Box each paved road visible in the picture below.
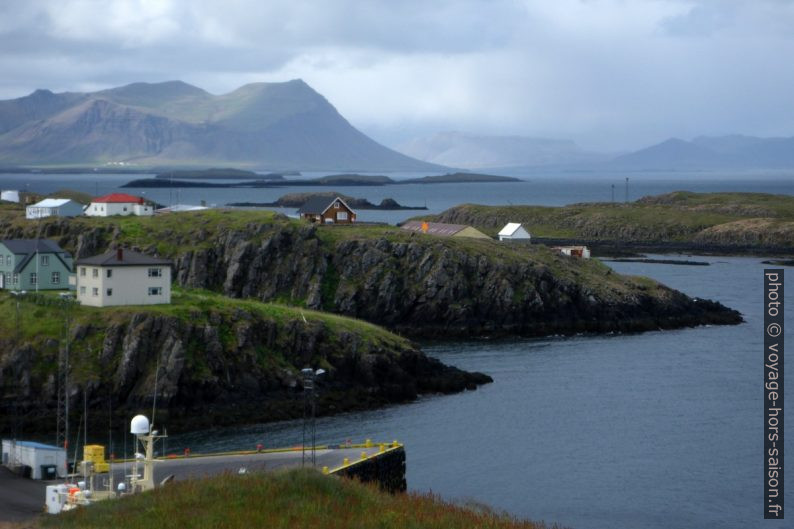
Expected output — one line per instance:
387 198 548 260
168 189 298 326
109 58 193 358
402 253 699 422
0 445 390 523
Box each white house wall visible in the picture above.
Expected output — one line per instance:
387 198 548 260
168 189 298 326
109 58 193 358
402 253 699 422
76 265 171 307
86 202 152 217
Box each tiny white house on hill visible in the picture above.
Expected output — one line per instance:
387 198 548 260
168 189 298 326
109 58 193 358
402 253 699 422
498 223 531 241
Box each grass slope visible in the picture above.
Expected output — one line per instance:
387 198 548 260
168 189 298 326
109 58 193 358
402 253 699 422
38 469 559 529
422 191 794 246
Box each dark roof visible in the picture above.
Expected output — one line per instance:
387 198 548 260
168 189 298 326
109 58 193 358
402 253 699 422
0 239 72 273
1 239 66 254
75 248 171 267
297 196 354 215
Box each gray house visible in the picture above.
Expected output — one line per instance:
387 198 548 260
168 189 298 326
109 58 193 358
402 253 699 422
0 239 74 291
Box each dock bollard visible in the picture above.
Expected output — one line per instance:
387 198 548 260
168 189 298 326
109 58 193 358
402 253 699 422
361 451 367 460
392 440 398 447
322 466 329 474
365 439 372 448
379 444 385 453
257 444 263 453
343 458 349 466
184 448 191 457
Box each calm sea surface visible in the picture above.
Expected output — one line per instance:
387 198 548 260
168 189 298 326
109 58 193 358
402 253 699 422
3 172 792 528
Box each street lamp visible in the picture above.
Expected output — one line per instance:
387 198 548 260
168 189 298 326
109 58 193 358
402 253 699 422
301 367 325 467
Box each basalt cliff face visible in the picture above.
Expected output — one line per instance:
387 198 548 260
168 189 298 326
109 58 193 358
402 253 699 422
0 210 742 338
0 296 490 435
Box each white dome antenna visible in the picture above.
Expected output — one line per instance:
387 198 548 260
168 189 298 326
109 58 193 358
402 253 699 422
130 415 150 435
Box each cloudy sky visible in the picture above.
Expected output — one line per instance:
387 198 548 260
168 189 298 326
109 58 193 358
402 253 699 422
1 0 793 151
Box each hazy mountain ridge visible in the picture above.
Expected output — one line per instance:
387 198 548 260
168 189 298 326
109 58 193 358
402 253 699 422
608 134 794 170
398 131 608 169
0 80 441 171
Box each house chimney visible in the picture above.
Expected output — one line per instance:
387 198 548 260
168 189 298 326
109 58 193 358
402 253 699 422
117 248 123 261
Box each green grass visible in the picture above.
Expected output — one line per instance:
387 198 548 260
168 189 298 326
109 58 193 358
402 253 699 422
416 191 794 243
39 469 559 529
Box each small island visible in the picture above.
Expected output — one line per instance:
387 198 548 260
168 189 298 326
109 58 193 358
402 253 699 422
228 191 427 210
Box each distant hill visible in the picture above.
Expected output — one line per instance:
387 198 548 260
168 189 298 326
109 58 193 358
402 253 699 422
607 134 794 170
0 80 443 171
398 131 607 169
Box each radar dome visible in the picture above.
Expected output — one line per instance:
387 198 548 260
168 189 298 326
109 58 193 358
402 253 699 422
130 415 150 435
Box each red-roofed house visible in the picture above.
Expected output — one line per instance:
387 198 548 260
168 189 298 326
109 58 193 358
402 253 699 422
86 193 153 217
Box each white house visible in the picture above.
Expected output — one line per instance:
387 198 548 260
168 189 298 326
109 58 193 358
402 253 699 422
85 193 153 217
498 223 531 241
75 248 172 307
25 198 85 219
0 190 20 203
2 439 67 479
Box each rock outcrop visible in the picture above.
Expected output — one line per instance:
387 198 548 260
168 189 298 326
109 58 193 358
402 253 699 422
0 298 491 434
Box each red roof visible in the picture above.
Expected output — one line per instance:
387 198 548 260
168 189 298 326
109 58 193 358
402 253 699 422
92 193 144 204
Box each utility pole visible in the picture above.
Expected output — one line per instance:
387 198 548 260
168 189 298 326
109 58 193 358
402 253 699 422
625 177 629 203
55 299 73 451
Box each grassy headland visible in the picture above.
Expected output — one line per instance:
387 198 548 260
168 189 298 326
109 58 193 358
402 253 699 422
38 469 557 529
420 191 794 253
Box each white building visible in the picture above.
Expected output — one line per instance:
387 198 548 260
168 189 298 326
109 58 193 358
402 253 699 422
554 246 591 259
25 198 85 219
498 223 531 241
85 193 153 217
75 248 172 307
2 439 67 479
1 190 20 203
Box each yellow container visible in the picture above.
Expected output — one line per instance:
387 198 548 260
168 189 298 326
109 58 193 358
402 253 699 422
83 444 110 473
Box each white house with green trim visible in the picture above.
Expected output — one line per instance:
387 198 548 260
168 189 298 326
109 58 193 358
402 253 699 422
0 239 74 291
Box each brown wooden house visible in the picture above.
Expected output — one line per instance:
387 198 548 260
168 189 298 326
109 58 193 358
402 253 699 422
297 196 357 224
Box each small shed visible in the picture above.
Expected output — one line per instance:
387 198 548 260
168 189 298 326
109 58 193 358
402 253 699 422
498 223 531 241
25 198 85 219
2 439 66 479
297 196 356 224
400 221 490 239
1 190 20 203
554 246 591 259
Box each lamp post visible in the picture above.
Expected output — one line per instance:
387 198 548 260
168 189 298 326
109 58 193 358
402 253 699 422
301 367 325 467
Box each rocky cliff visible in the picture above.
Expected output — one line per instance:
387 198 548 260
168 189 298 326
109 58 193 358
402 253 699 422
0 291 490 435
0 208 742 339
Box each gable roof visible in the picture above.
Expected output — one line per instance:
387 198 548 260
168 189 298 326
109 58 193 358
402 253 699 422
401 220 467 236
297 196 354 215
28 198 77 208
91 193 144 204
498 223 528 237
75 248 171 267
0 239 72 273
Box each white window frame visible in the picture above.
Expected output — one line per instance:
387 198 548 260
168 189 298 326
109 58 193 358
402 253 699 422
30 272 37 285
148 268 162 278
51 271 60 284
40 255 49 266
92 287 98 297
148 287 162 296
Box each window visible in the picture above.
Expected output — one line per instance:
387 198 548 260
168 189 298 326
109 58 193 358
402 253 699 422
4 273 9 283
40 255 49 266
51 271 60 284
0 255 3 265
12 273 18 284
80 267 86 277
148 287 162 296
92 268 98 278
334 201 340 209
106 288 113 296
148 268 162 278
106 269 113 278
92 287 98 297
123 207 128 212
30 272 37 285
80 286 86 295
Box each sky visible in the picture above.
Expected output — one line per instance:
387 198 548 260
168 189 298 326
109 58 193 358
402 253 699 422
1 0 794 152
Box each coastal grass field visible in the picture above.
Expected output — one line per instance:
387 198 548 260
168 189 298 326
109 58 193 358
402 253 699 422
420 191 794 246
35 469 559 529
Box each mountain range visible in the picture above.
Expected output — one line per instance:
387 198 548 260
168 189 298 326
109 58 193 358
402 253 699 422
400 131 794 172
398 131 607 169
0 80 440 171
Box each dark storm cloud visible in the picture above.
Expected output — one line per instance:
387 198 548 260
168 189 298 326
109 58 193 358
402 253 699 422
0 0 793 150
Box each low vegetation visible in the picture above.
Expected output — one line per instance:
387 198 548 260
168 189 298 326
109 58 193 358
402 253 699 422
38 469 559 529
421 191 794 248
